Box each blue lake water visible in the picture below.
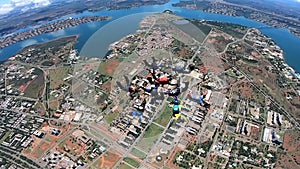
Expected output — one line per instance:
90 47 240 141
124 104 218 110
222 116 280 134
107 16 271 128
0 0 299 72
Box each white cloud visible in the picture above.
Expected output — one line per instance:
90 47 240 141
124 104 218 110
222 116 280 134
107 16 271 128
0 0 51 15
11 0 31 7
0 3 14 15
32 0 51 8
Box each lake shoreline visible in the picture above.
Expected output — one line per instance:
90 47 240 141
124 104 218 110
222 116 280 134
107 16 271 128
0 0 299 72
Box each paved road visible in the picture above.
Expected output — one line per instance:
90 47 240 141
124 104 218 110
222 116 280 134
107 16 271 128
0 94 38 102
113 96 167 169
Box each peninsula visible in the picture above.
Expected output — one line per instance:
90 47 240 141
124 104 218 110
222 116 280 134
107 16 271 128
173 0 300 38
0 16 111 50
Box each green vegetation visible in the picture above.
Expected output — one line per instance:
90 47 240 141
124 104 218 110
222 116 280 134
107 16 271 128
97 62 109 75
154 105 172 127
187 140 213 158
118 163 133 169
124 157 140 168
9 70 31 88
206 21 248 38
130 148 147 159
41 61 54 66
215 156 226 164
24 68 45 98
17 36 77 67
252 92 265 106
163 10 174 14
169 38 195 60
229 99 238 112
190 20 212 35
117 52 138 64
209 35 234 53
225 69 239 79
136 123 164 152
163 167 172 169
49 66 73 89
226 117 238 127
211 162 223 169
45 136 53 143
172 20 209 43
104 111 119 124
173 0 211 11
97 92 110 105
0 131 11 143
143 123 164 138
173 151 202 169
230 140 278 167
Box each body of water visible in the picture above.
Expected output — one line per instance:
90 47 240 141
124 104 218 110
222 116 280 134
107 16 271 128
0 0 299 72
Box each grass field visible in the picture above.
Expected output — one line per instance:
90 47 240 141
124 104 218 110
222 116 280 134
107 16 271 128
195 23 212 36
104 111 119 124
0 131 11 143
172 20 209 43
173 34 194 45
97 59 120 76
130 148 147 159
136 123 164 152
24 68 45 98
206 21 247 39
224 69 239 79
119 163 133 169
117 52 139 64
50 66 73 89
136 136 158 153
49 96 60 112
143 123 164 138
124 157 140 168
90 158 102 169
152 49 170 60
154 105 172 127
163 167 173 169
33 102 46 116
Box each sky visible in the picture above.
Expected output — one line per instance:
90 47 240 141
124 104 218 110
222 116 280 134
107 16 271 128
0 0 51 15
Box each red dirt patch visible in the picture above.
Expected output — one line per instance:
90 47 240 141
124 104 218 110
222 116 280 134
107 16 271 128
283 134 295 152
208 38 216 44
279 129 300 167
165 146 183 169
236 82 252 98
19 80 32 92
28 140 51 159
250 126 260 140
102 81 111 92
105 59 119 76
61 136 87 156
98 150 122 169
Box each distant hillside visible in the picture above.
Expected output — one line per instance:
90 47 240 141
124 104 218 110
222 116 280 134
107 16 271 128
0 0 169 37
224 0 300 20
